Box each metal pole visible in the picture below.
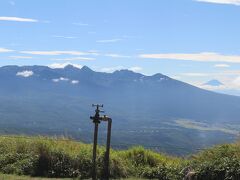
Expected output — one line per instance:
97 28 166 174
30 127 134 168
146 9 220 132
103 118 112 180
92 122 99 180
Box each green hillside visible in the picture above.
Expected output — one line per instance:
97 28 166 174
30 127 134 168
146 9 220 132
0 135 239 179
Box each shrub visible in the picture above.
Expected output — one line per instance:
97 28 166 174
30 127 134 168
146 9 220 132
0 135 239 179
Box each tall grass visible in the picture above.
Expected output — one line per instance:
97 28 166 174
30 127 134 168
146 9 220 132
0 135 239 179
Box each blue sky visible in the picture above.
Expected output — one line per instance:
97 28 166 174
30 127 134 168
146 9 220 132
1 0 240 93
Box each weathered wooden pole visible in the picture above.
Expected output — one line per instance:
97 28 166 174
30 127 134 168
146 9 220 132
90 104 103 180
92 122 99 180
103 116 112 180
90 105 112 180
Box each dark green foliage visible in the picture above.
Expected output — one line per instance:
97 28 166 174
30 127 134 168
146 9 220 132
0 135 239 179
191 144 240 180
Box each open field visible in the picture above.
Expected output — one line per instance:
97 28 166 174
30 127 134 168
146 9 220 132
175 119 240 135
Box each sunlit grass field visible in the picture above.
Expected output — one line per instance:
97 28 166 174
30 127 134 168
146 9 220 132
0 135 239 179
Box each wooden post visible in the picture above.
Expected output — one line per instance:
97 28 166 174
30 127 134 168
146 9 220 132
103 118 112 180
90 104 103 180
90 105 112 180
92 122 99 180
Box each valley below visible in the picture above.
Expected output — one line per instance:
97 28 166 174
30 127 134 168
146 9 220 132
0 65 239 155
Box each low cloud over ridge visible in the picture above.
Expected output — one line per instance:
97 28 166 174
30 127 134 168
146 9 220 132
16 70 34 77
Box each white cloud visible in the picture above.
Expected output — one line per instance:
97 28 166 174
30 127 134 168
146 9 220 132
139 52 240 63
9 56 33 59
171 76 182 80
231 76 240 88
52 79 60 82
100 66 142 73
0 48 14 53
214 64 230 68
52 77 69 83
104 53 131 58
218 70 240 76
100 66 124 73
226 77 240 89
52 78 79 84
200 84 226 90
48 62 82 69
196 0 240 5
87 50 100 55
96 38 122 43
51 57 95 61
0 16 38 22
71 80 79 84
20 50 95 56
128 66 143 72
16 70 34 77
52 35 78 39
59 77 69 81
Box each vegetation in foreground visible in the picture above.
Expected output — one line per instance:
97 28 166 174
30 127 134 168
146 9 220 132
0 173 73 180
0 136 239 180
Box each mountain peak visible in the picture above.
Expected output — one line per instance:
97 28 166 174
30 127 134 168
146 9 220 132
151 73 167 78
64 64 75 69
114 69 134 73
80 65 93 72
204 79 223 86
64 64 82 70
113 69 143 79
148 73 170 81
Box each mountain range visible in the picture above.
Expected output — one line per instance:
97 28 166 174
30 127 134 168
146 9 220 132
0 65 239 155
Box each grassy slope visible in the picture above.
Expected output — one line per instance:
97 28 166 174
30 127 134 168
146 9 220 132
0 135 239 180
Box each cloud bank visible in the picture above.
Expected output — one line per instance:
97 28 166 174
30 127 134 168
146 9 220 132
0 16 38 22
214 64 230 68
0 48 13 53
9 56 33 59
139 52 240 63
196 0 240 5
